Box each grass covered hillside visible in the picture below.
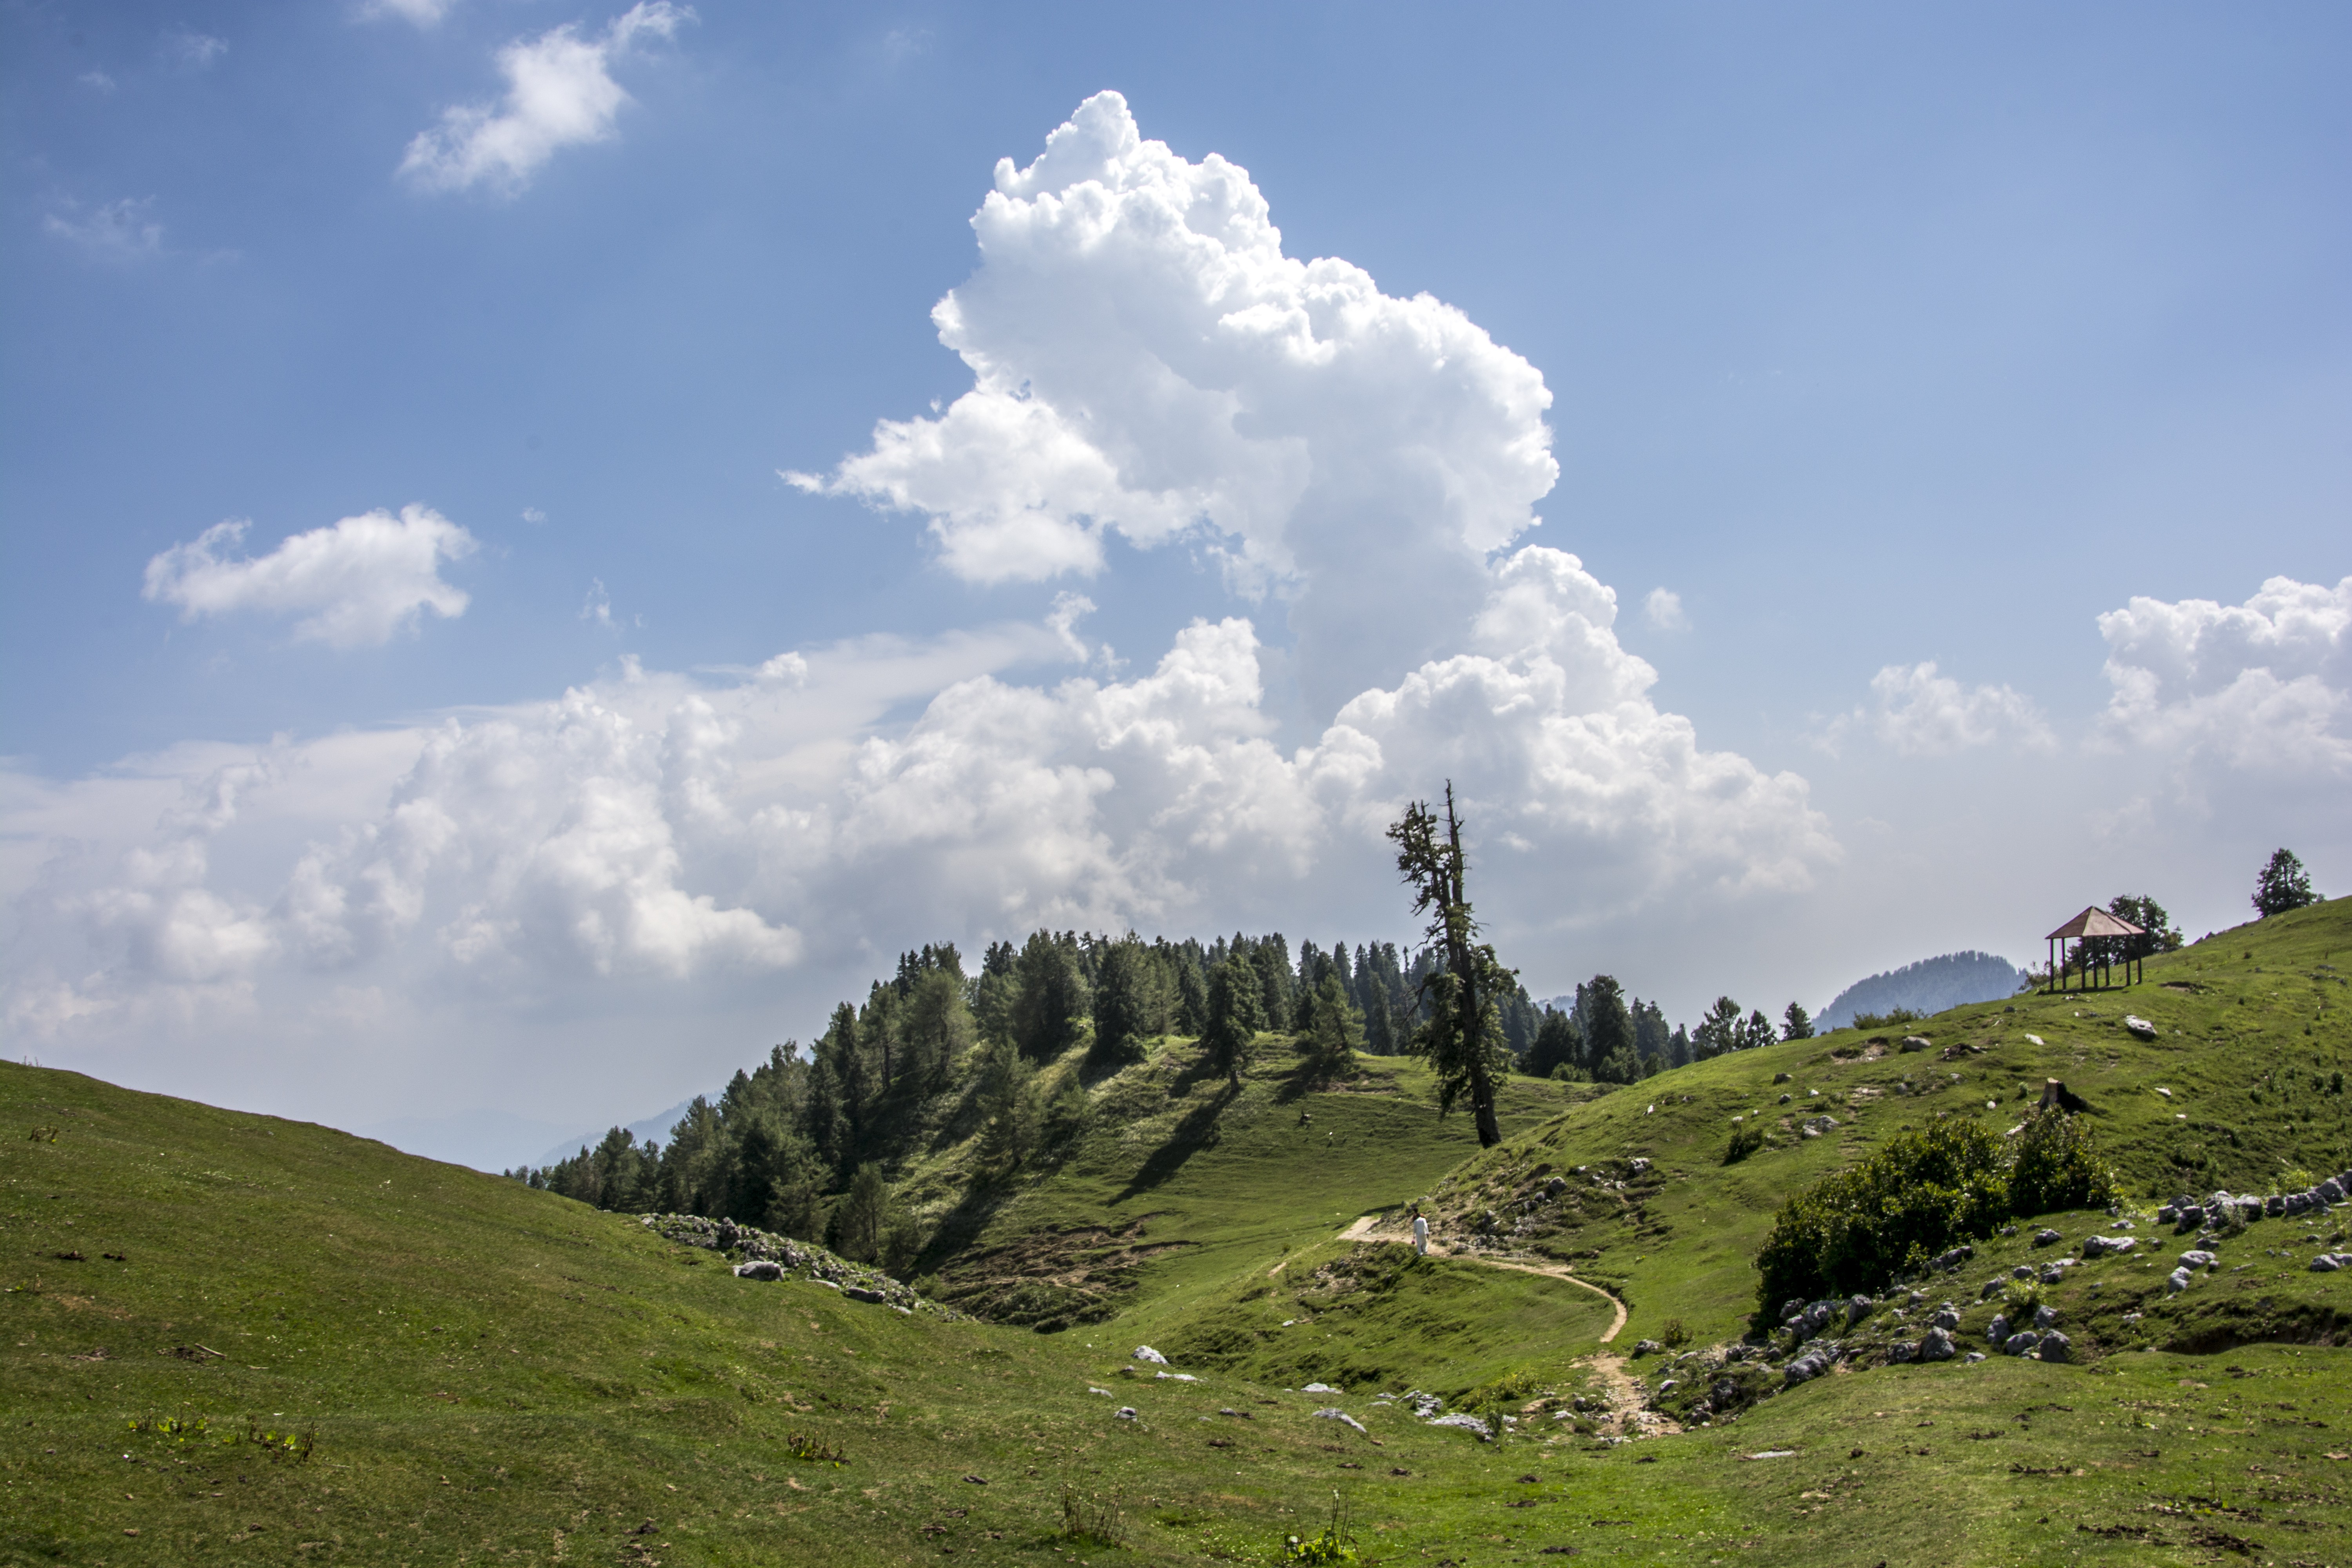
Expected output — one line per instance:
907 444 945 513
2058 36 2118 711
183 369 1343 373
6 900 2350 1565
1393 898 2352 1352
897 1045 1580 1331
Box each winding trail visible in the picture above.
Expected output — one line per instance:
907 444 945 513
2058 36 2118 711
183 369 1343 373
1336 1211 1673 1438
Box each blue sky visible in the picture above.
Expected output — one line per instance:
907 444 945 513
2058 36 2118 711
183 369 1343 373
5 2 2347 1168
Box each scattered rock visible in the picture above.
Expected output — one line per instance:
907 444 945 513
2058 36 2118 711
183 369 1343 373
2032 1228 2063 1248
732 1260 783 1281
2004 1331 2042 1358
1965 1351 1987 1363
1899 1036 1932 1053
1980 1278 2007 1301
1087 1386 1112 1396
1406 1392 1445 1419
2033 1304 2059 1331
1427 1412 1492 1439
2166 1267 2193 1294
1301 1382 1338 1393
1632 1339 1664 1357
1986 1314 2011 1348
1920 1328 1956 1362
843 1285 887 1305
2036 1331 2072 1363
2310 1254 2349 1273
1156 1371 1198 1382
1773 1072 1792 1084
1113 1408 1138 1421
1131 1346 1169 1365
2122 1016 2157 1041
1314 1408 1367 1434
1930 1307 1960 1332
1847 1294 1874 1327
1785 1347 1835 1383
2080 1235 2136 1258
2178 1249 2219 1270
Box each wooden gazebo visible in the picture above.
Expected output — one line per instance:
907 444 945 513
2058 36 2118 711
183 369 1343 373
2043 906 2145 994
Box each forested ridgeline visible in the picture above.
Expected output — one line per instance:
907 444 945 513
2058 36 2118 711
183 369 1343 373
505 927 1757 1269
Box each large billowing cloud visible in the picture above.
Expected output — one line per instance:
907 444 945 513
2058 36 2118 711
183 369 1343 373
399 3 690 196
2095 575 2352 779
7 93 1850 1134
790 90 1559 713
142 505 476 648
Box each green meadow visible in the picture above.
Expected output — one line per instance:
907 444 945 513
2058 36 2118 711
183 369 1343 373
7 899 2351 1565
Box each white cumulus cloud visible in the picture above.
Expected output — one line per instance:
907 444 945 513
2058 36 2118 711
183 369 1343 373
399 2 691 196
1833 661 2053 757
790 89 1560 715
142 504 477 648
2095 575 2352 777
1642 587 1687 631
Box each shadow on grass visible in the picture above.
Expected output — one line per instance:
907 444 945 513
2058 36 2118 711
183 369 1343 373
1109 1079 1242 1206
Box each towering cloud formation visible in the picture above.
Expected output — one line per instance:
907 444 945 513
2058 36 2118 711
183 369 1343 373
792 91 1559 713
6 94 1837 1125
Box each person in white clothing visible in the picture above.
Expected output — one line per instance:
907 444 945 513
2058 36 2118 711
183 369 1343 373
1411 1208 1429 1256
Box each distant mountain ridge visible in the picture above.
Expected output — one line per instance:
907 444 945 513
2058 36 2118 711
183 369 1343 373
534 1096 702 1170
1817 950 2026 1029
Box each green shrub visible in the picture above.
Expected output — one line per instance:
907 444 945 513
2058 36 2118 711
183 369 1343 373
1753 1119 2008 1316
1723 1123 1766 1165
1752 1111 2120 1320
1850 1008 1921 1031
2006 1110 2120 1217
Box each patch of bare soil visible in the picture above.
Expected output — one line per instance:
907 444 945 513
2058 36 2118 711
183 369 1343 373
934 1218 1194 1332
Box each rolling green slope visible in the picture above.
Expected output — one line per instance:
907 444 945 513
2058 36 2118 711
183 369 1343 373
1394 898 2352 1350
6 899 2349 1565
902 1046 1579 1330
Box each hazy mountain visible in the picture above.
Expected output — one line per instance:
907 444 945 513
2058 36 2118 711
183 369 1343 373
533 1096 703 1171
1817 951 2027 1029
355 1109 575 1174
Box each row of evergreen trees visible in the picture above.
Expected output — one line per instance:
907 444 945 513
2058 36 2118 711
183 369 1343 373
507 926 1808 1270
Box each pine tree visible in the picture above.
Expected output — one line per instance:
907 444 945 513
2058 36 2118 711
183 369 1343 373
1781 1002 1815 1042
1298 969 1362 1083
1203 958 1264 1084
1388 783 1515 1145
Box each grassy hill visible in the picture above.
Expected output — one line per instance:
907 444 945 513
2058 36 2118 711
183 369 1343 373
6 899 2350 1565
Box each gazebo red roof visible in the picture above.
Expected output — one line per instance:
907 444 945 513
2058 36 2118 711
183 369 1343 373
2046 906 2144 942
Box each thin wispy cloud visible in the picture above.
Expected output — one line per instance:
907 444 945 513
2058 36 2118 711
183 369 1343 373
365 0 462 27
44 197 162 261
163 28 228 72
79 70 117 93
1643 587 1688 631
399 3 692 196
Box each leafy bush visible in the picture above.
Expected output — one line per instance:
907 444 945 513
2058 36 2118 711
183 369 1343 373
2006 1111 2120 1218
1753 1112 2119 1320
1723 1123 1766 1165
1849 1008 1921 1031
1753 1120 2009 1316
